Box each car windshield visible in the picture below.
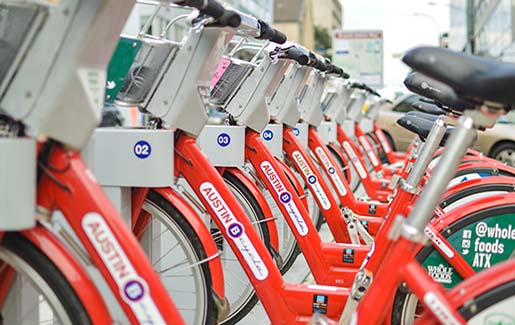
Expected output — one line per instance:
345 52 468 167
498 111 515 124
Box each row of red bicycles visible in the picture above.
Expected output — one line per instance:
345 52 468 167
0 0 513 324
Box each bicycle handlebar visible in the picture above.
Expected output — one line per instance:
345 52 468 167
217 9 242 27
257 20 287 44
285 47 310 65
173 0 224 18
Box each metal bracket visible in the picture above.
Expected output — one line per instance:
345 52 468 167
399 179 421 195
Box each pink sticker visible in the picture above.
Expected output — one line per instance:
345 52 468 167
210 57 232 88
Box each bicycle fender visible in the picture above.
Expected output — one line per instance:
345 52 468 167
20 226 112 325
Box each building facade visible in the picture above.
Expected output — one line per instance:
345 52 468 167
223 0 274 24
274 0 315 49
312 0 343 33
450 0 515 62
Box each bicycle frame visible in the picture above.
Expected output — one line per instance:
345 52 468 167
336 125 393 202
174 131 352 322
306 126 389 217
34 143 183 324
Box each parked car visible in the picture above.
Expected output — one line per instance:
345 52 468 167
377 94 515 166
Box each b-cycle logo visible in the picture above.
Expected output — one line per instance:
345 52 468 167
293 127 300 136
262 130 274 141
260 161 308 236
375 130 391 153
359 135 379 167
200 183 269 280
315 146 347 197
342 141 368 179
82 213 165 323
292 151 331 210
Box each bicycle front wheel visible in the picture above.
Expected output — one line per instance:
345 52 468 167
141 190 217 325
0 232 90 324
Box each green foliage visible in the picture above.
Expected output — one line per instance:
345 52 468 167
315 25 332 59
315 25 332 49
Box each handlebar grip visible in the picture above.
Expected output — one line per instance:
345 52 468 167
272 29 287 44
286 47 310 65
200 0 225 19
218 9 242 27
328 65 350 79
312 57 330 72
258 20 287 44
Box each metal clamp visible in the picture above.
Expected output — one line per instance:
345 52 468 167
399 179 421 195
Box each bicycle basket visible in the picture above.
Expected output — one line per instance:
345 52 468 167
210 57 254 107
0 3 45 98
116 37 180 108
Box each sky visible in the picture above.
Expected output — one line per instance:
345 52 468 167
342 0 450 95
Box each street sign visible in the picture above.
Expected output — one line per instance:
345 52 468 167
332 30 384 88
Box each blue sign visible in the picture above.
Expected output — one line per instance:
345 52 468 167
217 133 231 147
293 128 300 136
134 141 151 159
262 130 274 141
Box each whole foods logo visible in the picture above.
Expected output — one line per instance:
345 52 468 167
427 264 453 284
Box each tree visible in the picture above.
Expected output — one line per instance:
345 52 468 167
314 25 332 59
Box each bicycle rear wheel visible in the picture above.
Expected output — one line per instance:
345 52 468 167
391 205 515 324
0 232 90 324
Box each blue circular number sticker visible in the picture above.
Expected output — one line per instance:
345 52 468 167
134 141 151 159
293 128 300 136
262 130 274 141
217 133 231 147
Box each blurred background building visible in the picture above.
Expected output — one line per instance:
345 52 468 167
450 0 515 61
273 0 315 50
274 0 343 56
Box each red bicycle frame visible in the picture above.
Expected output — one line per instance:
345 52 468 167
173 131 351 322
30 143 183 323
337 125 393 202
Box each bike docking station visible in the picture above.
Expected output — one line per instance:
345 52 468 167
86 8 239 320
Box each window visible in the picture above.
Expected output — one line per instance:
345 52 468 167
392 95 419 113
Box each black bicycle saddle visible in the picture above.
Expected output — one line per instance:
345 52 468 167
403 46 515 107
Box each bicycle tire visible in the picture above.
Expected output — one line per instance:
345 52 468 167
0 232 91 324
391 205 515 324
144 190 217 325
459 280 515 323
220 171 271 324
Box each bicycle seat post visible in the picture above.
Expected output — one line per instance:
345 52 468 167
400 117 447 193
404 111 486 234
